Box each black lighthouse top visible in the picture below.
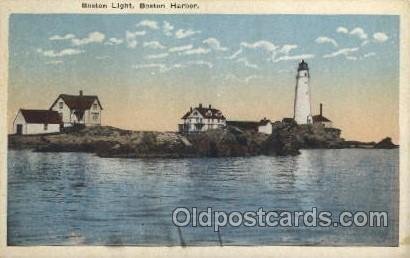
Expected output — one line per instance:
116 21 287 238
298 59 309 71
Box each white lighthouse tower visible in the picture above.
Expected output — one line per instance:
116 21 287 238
293 60 313 124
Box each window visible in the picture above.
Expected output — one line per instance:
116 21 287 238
93 103 98 110
59 102 63 109
44 124 48 130
92 113 99 121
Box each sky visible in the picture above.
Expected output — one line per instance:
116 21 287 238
8 14 399 142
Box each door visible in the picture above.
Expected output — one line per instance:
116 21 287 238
16 124 22 135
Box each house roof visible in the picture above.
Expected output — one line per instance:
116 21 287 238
227 118 271 130
182 106 226 120
50 94 103 111
259 118 271 126
20 109 62 124
313 114 331 122
226 121 259 130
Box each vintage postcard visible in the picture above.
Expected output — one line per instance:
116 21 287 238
1 0 409 257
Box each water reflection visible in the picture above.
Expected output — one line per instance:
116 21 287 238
8 149 398 246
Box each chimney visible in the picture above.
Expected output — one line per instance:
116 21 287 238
79 90 83 96
209 104 212 109
190 107 193 112
320 103 323 116
199 103 202 108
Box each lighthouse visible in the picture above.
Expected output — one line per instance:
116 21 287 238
293 60 313 124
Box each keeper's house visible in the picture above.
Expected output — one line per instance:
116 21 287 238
49 90 103 127
179 104 226 133
13 109 62 135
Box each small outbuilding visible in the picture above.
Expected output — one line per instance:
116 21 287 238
227 118 273 135
13 109 62 135
312 103 333 128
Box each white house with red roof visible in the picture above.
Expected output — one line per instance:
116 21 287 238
49 90 103 127
312 103 333 128
179 104 226 133
13 109 62 135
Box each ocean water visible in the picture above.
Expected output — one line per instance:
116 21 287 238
7 149 399 246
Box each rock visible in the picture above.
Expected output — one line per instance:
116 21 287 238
8 125 302 158
12 123 396 158
374 137 398 149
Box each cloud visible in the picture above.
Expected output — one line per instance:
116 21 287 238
337 26 369 41
163 21 174 36
145 53 169 59
236 57 258 69
361 40 369 46
273 54 315 63
279 44 298 54
136 20 159 30
221 73 260 84
226 41 299 63
336 26 349 34
349 27 368 40
37 48 84 57
104 37 124 46
240 40 282 61
49 34 75 41
203 38 228 51
315 36 338 47
72 31 105 46
169 44 193 52
224 49 243 60
346 56 358 61
186 60 213 69
133 60 213 74
96 56 110 60
323 47 359 58
175 29 201 39
143 41 166 49
45 60 63 65
363 52 376 58
240 40 277 52
373 32 389 42
181 47 210 56
134 30 147 36
125 31 144 48
244 75 259 83
171 64 186 69
134 63 166 71
133 63 185 73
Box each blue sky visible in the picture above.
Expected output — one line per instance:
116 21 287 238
8 14 399 141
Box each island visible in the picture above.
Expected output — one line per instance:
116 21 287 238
8 119 398 159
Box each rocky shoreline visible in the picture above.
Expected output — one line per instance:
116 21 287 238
8 121 398 158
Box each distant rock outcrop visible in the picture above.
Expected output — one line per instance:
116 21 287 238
374 137 399 149
272 119 344 149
